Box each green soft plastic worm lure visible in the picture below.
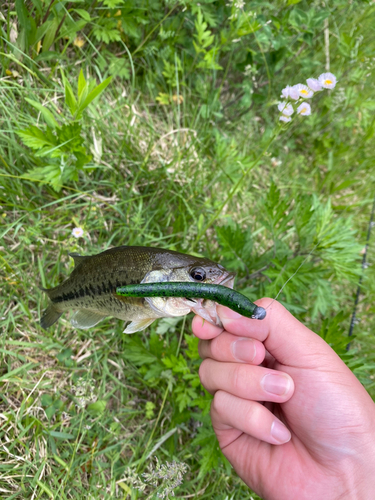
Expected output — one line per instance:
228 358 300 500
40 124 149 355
116 282 266 320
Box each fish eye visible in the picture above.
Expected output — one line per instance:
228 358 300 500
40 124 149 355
190 267 206 282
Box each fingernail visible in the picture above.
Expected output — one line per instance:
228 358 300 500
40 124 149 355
231 338 256 363
261 373 291 396
271 420 291 444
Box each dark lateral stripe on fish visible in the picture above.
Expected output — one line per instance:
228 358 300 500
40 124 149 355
51 286 107 304
50 278 140 304
51 290 89 304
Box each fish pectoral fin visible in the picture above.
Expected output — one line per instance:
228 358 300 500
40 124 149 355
70 309 107 329
123 318 156 334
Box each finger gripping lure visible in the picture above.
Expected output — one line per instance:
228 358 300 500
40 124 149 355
116 282 266 320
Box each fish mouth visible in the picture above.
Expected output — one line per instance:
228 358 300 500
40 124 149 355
189 271 235 327
218 272 236 288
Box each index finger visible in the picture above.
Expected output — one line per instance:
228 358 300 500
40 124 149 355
191 314 225 339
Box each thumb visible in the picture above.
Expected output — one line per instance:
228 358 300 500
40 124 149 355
217 298 332 368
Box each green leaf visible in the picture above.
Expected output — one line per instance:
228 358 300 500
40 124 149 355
59 19 87 41
103 0 125 7
106 55 130 79
25 98 59 129
61 71 77 116
124 342 159 365
74 9 91 22
56 347 74 366
77 76 112 117
362 100 375 110
47 431 75 440
41 394 64 420
87 400 107 415
25 165 63 191
216 219 252 273
15 0 36 49
77 69 87 101
42 17 60 52
35 20 54 46
17 126 56 149
155 317 182 335
191 418 226 477
41 394 53 406
15 0 30 31
156 92 170 105
92 25 122 44
35 479 54 498
53 454 69 469
30 0 43 16
57 122 84 152
0 362 35 382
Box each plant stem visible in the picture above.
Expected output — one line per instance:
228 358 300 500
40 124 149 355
132 4 179 56
136 386 170 472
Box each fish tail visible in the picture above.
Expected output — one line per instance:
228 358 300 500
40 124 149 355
40 303 63 329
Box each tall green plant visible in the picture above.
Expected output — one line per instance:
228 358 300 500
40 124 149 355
17 69 111 191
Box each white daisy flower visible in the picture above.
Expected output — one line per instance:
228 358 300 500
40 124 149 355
291 83 314 99
279 115 291 123
278 101 294 116
280 85 293 99
287 85 300 100
297 102 311 116
306 78 322 92
72 227 84 238
318 72 337 89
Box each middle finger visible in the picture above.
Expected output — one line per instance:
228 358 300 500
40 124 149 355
199 358 294 403
199 332 266 365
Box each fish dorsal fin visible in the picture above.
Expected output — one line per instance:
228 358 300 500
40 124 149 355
70 309 107 329
69 253 87 267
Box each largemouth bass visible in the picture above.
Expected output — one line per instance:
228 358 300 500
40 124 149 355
40 246 235 333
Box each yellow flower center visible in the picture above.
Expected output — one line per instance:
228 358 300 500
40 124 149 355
302 107 307 113
325 79 332 85
301 89 308 95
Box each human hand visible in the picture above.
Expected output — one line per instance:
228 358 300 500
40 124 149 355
192 299 375 500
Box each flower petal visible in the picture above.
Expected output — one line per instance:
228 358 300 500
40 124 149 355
306 78 322 92
292 83 314 99
297 102 311 116
318 72 337 89
279 115 291 122
278 101 294 116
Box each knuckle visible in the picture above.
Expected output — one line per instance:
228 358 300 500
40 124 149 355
198 360 208 386
243 401 257 422
197 340 206 359
209 337 221 359
211 390 227 415
230 363 249 393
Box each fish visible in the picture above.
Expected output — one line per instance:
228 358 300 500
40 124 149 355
40 246 235 333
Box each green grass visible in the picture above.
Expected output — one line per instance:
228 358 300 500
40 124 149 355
1 0 375 498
